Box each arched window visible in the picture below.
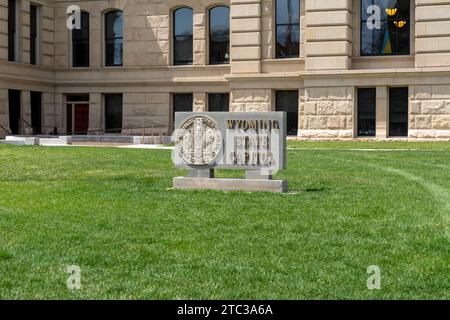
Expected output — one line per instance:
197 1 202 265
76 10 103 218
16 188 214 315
173 7 193 65
72 11 89 67
275 0 300 58
105 10 123 66
209 6 230 64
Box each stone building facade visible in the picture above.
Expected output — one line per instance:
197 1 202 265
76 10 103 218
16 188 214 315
1 0 450 139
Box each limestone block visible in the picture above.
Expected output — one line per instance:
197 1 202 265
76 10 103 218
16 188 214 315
421 101 445 114
304 102 316 115
414 115 432 129
307 116 327 129
316 101 334 114
306 87 329 101
432 116 450 129
327 116 346 130
253 90 270 102
412 86 432 100
410 101 421 115
334 101 353 114
231 32 261 46
231 17 261 32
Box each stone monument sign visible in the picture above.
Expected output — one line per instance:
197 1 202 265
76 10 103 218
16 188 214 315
172 112 287 193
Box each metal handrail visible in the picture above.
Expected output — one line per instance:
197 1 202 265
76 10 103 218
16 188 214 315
66 126 170 137
0 125 11 136
19 119 35 135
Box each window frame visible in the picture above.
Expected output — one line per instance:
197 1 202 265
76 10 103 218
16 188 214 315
275 90 299 136
172 93 193 131
275 0 301 59
388 87 409 137
172 7 194 66
30 3 39 65
208 5 230 65
104 93 123 134
356 0 414 57
71 11 90 68
8 0 19 62
356 87 377 137
207 93 230 112
104 9 124 67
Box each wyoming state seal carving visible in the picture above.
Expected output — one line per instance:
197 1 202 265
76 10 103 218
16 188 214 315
176 116 223 166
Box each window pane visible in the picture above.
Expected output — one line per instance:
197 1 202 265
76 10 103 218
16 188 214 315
360 0 410 56
208 94 229 112
357 88 376 137
105 10 123 66
174 8 193 65
276 0 300 24
31 91 42 134
174 36 192 65
67 94 89 102
105 94 123 134
105 39 123 66
30 5 38 65
389 87 408 137
209 6 230 64
8 89 21 135
72 12 90 67
276 91 299 136
173 94 193 127
8 0 16 62
276 24 300 58
276 0 300 59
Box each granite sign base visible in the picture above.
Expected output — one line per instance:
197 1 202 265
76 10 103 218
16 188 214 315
173 177 288 194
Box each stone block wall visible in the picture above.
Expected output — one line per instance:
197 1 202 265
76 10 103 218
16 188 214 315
410 85 450 138
88 93 101 134
19 0 30 64
40 2 55 67
0 88 9 136
300 86 353 138
230 0 261 73
416 0 450 68
193 92 207 112
122 92 170 135
54 0 224 68
43 92 58 134
0 0 54 65
0 0 7 61
230 89 271 112
305 0 352 70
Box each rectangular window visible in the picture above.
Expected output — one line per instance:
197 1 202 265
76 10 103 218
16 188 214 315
30 4 38 65
389 87 408 137
208 93 229 112
30 91 42 134
173 93 193 128
361 0 410 56
276 0 300 59
72 12 90 67
8 0 17 62
8 89 21 134
104 94 123 134
66 104 72 135
357 88 376 137
276 90 298 136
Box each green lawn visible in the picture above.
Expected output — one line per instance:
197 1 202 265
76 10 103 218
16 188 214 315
0 142 449 299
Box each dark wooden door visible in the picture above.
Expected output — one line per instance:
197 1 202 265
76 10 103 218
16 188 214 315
74 104 89 135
